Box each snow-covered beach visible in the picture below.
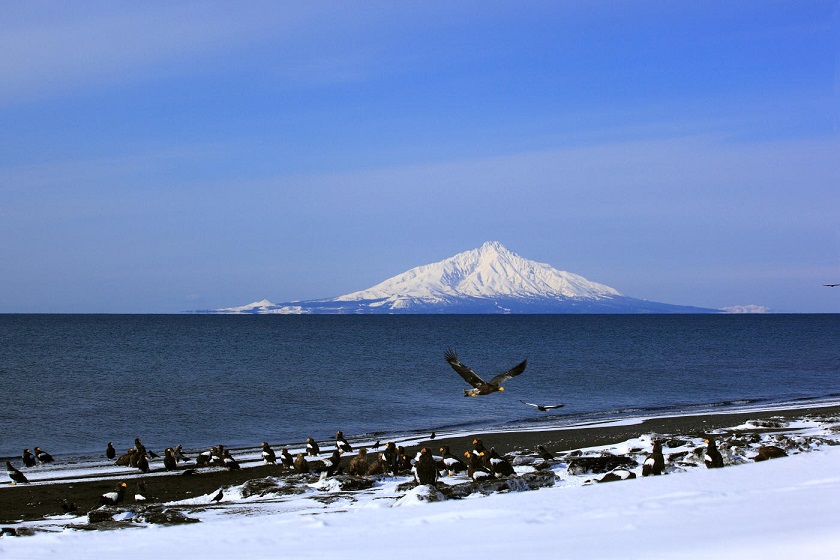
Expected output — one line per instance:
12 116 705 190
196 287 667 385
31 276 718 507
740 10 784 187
3 405 840 559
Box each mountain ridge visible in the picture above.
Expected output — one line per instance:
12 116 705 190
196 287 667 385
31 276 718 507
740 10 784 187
197 242 720 314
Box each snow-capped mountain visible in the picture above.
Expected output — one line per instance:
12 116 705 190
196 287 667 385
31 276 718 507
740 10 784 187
201 242 719 314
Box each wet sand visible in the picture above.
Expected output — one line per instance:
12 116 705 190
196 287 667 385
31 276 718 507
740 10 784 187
3 404 839 524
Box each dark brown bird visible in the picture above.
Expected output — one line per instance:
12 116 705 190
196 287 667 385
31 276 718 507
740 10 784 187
537 446 555 461
367 453 389 475
99 482 127 506
106 442 116 460
412 448 438 486
472 438 488 459
22 449 36 467
294 453 310 473
222 449 240 470
347 448 369 476
6 461 29 485
439 445 467 475
464 451 492 481
642 441 665 476
164 448 177 471
753 445 788 461
115 448 133 467
323 450 343 476
487 447 515 477
445 348 527 397
137 453 150 473
34 447 54 464
280 448 295 469
336 431 353 453
704 437 724 468
306 438 320 457
261 442 276 465
382 442 398 474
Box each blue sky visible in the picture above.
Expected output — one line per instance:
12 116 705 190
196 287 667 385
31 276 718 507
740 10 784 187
2 1 838 313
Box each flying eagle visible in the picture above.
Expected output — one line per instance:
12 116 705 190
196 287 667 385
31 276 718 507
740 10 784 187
520 401 565 411
823 284 839 287
444 348 527 397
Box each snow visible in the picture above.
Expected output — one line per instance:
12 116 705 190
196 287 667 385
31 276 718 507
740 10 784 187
4 415 840 559
337 241 622 302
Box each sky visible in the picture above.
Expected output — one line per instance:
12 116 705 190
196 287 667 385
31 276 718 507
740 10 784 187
1 1 838 313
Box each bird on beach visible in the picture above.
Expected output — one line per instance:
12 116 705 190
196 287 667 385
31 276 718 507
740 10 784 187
222 449 240 470
306 438 320 457
115 448 133 467
34 447 54 464
211 488 224 502
280 448 295 469
164 448 177 471
261 442 277 465
537 446 555 461
464 451 493 481
22 449 37 467
412 448 438 486
172 445 189 462
642 440 665 476
704 437 724 469
439 445 467 476
294 453 310 473
472 438 488 456
137 453 150 474
336 431 353 453
444 348 527 397
99 482 127 506
521 401 565 412
323 449 343 477
347 448 369 476
487 447 515 477
6 461 29 485
106 442 116 460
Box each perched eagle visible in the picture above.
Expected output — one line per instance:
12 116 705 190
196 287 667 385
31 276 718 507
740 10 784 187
444 348 526 397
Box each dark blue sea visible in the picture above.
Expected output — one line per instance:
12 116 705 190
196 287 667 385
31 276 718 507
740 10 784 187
1 314 838 460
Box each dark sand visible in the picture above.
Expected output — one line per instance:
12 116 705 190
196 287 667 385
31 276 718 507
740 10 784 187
3 404 839 524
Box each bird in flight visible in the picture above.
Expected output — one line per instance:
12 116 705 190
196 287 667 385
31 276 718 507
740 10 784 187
823 284 839 287
520 401 565 411
444 348 527 397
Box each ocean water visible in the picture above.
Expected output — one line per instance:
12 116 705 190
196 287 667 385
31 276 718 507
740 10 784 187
1 314 838 460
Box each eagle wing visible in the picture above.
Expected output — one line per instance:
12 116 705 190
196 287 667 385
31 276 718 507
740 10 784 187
444 348 487 388
488 358 527 387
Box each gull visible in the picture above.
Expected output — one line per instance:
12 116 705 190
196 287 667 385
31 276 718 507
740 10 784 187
444 348 527 397
521 401 565 411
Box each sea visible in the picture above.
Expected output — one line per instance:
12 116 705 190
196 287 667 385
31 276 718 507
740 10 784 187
1 314 838 462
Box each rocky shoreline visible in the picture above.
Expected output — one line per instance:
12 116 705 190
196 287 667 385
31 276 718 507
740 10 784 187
3 404 839 531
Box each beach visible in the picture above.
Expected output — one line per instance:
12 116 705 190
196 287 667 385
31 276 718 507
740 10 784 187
3 403 839 527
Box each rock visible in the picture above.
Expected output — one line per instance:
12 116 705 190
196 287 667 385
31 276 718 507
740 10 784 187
239 477 297 498
141 508 200 525
440 470 556 499
329 475 375 491
567 455 637 475
598 469 637 483
88 507 121 524
392 485 447 506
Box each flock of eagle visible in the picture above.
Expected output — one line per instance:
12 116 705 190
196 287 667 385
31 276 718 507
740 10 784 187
5 349 566 498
